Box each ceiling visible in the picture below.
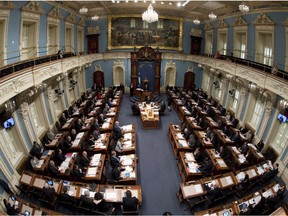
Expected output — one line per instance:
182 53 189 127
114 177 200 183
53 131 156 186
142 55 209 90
58 1 288 22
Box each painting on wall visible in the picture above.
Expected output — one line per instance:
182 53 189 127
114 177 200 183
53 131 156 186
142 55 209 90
108 15 183 51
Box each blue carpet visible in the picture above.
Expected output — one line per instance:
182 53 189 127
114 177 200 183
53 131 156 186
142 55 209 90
118 94 189 215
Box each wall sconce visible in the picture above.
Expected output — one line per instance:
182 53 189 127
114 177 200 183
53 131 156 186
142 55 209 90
248 82 257 90
210 68 216 72
198 64 202 68
225 74 234 79
279 99 288 108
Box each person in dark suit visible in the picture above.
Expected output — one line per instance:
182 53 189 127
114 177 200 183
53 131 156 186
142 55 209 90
80 190 93 209
3 199 20 215
232 131 241 145
206 183 222 202
70 129 77 141
72 164 84 180
30 141 43 159
199 159 213 173
93 128 100 140
129 83 134 97
48 160 60 177
237 174 250 190
58 186 76 204
98 114 105 126
60 136 72 153
113 121 123 141
182 128 191 140
110 151 121 168
92 83 97 91
188 134 197 149
59 113 67 126
74 119 83 133
93 192 110 212
43 183 57 202
111 166 122 181
79 151 90 167
239 142 249 155
53 148 66 166
256 139 264 151
122 190 138 212
81 141 94 155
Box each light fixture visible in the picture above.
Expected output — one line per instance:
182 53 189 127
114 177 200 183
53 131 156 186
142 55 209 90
248 82 257 90
177 2 182 7
208 12 217 20
280 99 288 108
193 19 200 25
79 6 88 14
152 0 155 3
91 15 99 21
142 4 158 23
210 68 216 72
198 64 202 68
239 2 249 13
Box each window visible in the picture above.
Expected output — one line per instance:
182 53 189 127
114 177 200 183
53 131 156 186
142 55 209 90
21 21 38 60
143 21 148 29
273 123 288 150
232 89 240 111
48 23 59 55
240 34 247 59
29 101 45 136
263 35 273 65
250 98 265 129
218 32 227 55
217 82 223 99
205 32 213 54
77 28 84 54
157 20 163 29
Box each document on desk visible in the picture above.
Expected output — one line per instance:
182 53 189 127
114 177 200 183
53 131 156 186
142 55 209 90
122 124 133 131
232 146 240 154
105 191 117 200
87 167 97 176
123 141 133 147
72 139 80 147
90 154 101 166
216 159 227 168
238 154 246 163
220 176 233 187
185 153 195 162
262 189 273 198
176 133 184 140
237 172 245 181
102 122 110 128
122 158 133 166
246 169 257 178
124 133 132 139
36 159 45 168
178 139 188 147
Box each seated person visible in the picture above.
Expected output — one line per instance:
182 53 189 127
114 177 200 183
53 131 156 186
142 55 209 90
48 160 60 177
53 149 66 166
199 158 213 173
239 142 249 155
113 121 123 141
93 128 100 140
107 98 113 107
30 156 40 169
194 148 204 163
237 174 250 190
98 114 105 126
73 164 85 180
115 136 124 154
188 134 197 149
30 141 44 159
80 190 93 209
3 198 20 215
74 119 83 133
225 112 231 121
43 183 57 202
59 136 73 153
122 190 138 212
243 130 253 142
70 128 77 141
232 131 241 145
182 128 191 140
206 183 222 202
46 127 56 142
256 139 264 152
103 103 110 117
79 151 90 168
93 192 110 212
81 141 94 155
59 113 67 126
110 151 121 168
58 186 76 204
205 127 213 139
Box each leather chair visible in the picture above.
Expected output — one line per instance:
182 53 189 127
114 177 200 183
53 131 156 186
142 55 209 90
121 204 139 215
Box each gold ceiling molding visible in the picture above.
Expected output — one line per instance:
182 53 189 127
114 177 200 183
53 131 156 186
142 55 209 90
217 19 228 29
204 22 213 31
47 7 62 20
190 28 202 37
282 17 288 27
254 13 274 26
233 16 247 26
66 13 76 24
78 18 85 27
21 1 43 14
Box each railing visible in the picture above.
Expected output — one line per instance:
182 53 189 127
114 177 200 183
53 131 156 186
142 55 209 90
200 53 288 81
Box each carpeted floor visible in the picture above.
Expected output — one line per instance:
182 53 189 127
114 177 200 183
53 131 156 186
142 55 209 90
118 94 189 215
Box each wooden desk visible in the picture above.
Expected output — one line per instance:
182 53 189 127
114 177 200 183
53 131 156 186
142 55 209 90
195 204 236 216
180 181 205 200
88 107 101 117
84 154 105 181
226 146 249 169
178 106 192 122
138 102 160 129
185 116 202 130
119 132 136 155
218 173 236 189
71 107 84 117
106 107 118 118
45 133 66 149
32 177 62 194
96 185 142 204
20 173 35 186
214 129 234 145
172 98 183 113
141 91 153 101
118 154 137 185
178 152 202 182
61 117 78 131
194 131 214 149
80 117 95 132
246 144 265 163
168 125 191 158
205 149 229 172
100 117 115 132
205 116 220 129
33 150 54 173
93 132 110 153
58 152 78 177
234 166 258 184
71 132 88 151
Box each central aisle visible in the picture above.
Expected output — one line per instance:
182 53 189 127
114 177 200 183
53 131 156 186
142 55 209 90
118 94 189 215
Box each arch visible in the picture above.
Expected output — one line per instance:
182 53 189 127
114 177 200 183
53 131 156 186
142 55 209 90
113 60 125 86
164 61 176 87
184 66 195 90
93 65 104 88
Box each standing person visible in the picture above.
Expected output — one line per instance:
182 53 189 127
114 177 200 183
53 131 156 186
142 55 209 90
130 83 134 97
122 190 138 212
167 95 172 112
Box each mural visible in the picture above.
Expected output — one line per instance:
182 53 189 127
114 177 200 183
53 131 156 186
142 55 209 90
108 15 182 51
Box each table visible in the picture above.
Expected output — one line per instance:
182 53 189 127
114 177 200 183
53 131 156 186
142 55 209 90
226 146 249 169
100 117 115 132
71 132 88 151
45 133 66 149
93 132 110 153
96 185 142 204
194 131 214 149
60 117 78 131
80 117 95 132
185 116 202 130
214 129 234 145
205 149 229 173
179 181 205 200
118 154 137 185
178 152 202 182
84 154 105 181
33 150 54 173
178 106 192 122
138 102 160 129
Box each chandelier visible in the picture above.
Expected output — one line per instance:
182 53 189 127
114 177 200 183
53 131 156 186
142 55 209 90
79 6 88 14
239 2 249 13
142 4 158 23
91 15 99 21
208 12 217 20
193 19 200 25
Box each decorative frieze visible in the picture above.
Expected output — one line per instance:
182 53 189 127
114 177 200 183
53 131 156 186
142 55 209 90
66 13 76 24
235 67 265 87
217 19 228 29
48 7 62 20
21 1 43 14
265 77 288 100
254 13 274 26
233 16 247 27
190 28 202 37
204 22 213 31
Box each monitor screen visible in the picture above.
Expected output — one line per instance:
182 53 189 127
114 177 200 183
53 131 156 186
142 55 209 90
11 196 15 201
3 117 15 129
24 210 30 216
47 180 53 186
277 114 287 123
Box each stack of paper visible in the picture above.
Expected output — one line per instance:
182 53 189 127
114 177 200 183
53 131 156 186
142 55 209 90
123 124 133 131
237 172 245 181
178 139 188 147
185 153 195 162
238 154 246 163
90 154 101 166
124 133 132 139
87 167 97 176
176 133 184 139
102 122 110 128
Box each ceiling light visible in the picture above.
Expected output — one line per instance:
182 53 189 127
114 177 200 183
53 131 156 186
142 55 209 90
177 2 182 7
152 0 155 3
111 0 115 3
193 19 200 25
161 1 164 4
142 4 158 23
91 15 99 21
79 6 88 14
134 0 138 2
182 0 190 7
117 0 120 3
239 2 249 13
209 12 217 20
126 0 129 2
169 2 172 5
